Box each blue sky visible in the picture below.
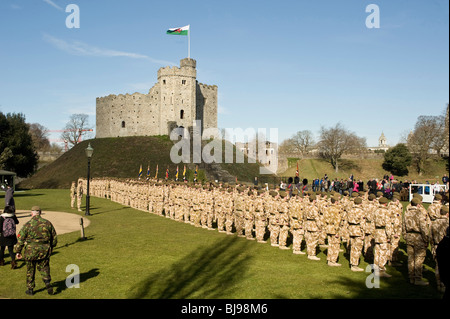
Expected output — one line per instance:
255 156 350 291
0 0 448 147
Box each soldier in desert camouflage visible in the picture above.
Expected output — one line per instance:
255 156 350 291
402 197 431 285
304 194 321 261
76 179 83 212
254 189 268 243
373 197 393 278
347 197 365 271
387 195 403 266
323 196 342 266
277 191 290 250
70 181 76 209
289 189 305 255
430 205 449 292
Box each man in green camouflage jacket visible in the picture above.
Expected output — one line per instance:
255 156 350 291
14 206 57 296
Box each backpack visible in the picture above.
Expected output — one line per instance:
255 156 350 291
2 218 16 237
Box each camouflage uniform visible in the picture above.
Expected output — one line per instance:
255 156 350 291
70 182 76 209
268 192 281 247
76 180 83 212
234 189 246 237
205 189 215 230
430 205 448 291
225 189 234 234
304 195 321 260
347 198 366 271
373 198 393 277
387 197 403 265
215 189 226 232
254 191 268 243
323 197 342 265
244 191 255 240
14 208 57 294
402 198 431 285
277 192 290 250
289 193 305 254
363 195 377 262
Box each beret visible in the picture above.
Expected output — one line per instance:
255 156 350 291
411 198 420 206
379 197 388 204
354 198 363 205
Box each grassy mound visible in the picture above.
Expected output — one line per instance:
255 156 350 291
19 136 274 189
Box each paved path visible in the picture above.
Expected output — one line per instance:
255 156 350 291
14 210 90 235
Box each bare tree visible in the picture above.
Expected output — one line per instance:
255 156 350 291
61 114 93 147
278 138 297 154
28 123 50 151
317 123 367 173
290 130 315 157
408 115 445 174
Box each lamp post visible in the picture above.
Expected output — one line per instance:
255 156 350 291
85 143 94 216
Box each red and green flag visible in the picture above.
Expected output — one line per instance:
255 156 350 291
166 25 189 36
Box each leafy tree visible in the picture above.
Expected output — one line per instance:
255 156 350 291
382 143 412 176
0 112 38 177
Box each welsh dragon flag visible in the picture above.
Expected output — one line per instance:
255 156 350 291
166 25 189 36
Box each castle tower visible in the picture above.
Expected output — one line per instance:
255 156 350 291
95 58 217 138
157 58 197 135
379 132 387 148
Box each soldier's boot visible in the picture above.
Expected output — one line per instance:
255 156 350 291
378 270 392 278
25 289 34 296
328 261 342 267
308 255 320 261
0 259 4 266
414 278 429 286
293 250 305 255
44 280 54 295
351 265 364 272
279 245 290 250
11 260 16 269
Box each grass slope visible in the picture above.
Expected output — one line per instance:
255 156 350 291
280 157 448 183
19 136 273 189
0 189 443 299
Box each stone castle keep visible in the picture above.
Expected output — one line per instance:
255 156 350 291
96 58 217 138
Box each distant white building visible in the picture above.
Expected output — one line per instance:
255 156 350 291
368 132 390 152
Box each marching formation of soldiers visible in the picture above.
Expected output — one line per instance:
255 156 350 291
72 177 449 289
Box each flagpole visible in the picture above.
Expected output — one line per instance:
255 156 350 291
188 25 190 59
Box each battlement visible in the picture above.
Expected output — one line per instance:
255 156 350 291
197 82 218 90
180 58 196 68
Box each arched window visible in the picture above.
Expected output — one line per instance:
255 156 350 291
121 121 125 128
180 109 184 119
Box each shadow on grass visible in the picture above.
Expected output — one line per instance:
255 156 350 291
40 268 101 295
128 236 253 299
55 235 95 251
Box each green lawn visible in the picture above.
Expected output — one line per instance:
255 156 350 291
0 189 443 299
